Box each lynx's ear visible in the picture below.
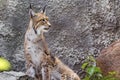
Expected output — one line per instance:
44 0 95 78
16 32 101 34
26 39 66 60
29 4 35 18
41 5 47 14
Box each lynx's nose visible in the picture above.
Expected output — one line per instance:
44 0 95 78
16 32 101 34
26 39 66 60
47 22 51 28
49 25 51 28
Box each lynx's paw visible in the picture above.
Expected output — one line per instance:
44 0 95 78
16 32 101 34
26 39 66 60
26 66 35 78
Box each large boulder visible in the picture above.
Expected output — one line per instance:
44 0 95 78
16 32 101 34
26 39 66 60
96 40 120 78
0 0 120 77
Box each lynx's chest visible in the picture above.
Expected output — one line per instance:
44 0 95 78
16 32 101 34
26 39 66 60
24 30 44 66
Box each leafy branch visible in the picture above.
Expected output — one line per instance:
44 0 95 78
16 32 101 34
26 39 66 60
81 56 119 80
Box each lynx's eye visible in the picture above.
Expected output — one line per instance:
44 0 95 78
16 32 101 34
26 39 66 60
41 19 45 21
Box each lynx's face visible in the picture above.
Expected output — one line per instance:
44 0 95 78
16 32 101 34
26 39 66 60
29 6 51 35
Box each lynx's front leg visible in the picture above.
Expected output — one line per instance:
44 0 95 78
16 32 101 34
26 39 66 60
26 66 35 78
41 63 51 80
26 63 36 78
24 52 35 77
34 66 42 80
35 73 42 80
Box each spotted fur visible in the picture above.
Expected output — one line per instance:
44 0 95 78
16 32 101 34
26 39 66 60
49 56 81 80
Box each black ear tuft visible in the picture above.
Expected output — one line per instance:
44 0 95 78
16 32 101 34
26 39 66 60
42 5 47 14
29 3 32 9
29 4 35 18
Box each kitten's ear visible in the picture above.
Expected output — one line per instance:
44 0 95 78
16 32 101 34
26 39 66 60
29 4 35 18
41 5 47 14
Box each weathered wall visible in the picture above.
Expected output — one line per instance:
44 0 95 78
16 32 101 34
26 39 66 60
0 0 120 76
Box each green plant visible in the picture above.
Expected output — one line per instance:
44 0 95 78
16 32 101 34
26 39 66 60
81 56 119 80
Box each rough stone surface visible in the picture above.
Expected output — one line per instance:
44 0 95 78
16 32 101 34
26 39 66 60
0 71 25 80
96 40 120 78
0 0 120 77
0 71 34 80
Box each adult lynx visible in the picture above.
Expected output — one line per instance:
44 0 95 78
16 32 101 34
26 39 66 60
24 5 51 80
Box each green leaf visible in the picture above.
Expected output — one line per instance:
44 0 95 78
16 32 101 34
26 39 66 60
89 56 96 63
108 71 117 75
96 73 103 78
86 66 95 76
81 62 89 69
94 67 101 73
82 76 90 80
86 66 101 77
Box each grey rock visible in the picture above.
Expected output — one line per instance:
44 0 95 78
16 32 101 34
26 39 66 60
0 0 120 77
0 71 34 80
0 71 25 80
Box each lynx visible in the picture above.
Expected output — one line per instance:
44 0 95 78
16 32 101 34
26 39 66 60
24 4 51 80
24 4 81 80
